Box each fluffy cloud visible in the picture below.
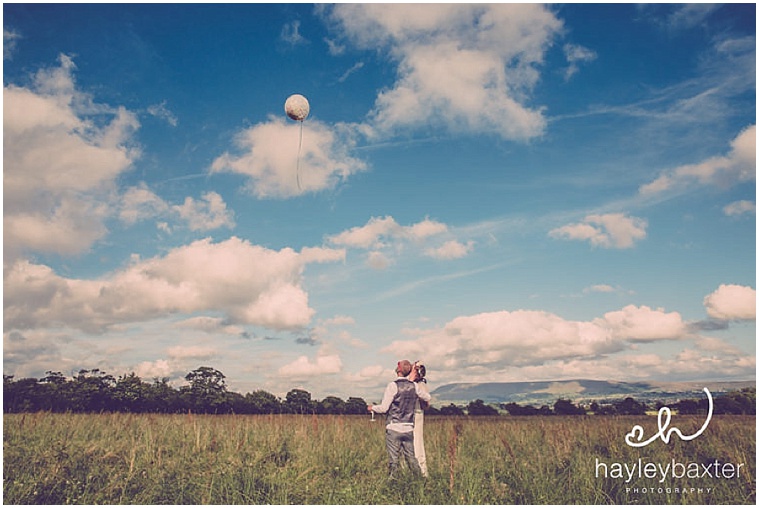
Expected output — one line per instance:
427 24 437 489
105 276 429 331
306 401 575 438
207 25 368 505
172 191 235 231
4 237 345 334
146 101 178 127
166 345 217 360
327 216 448 249
723 200 755 217
595 305 686 342
119 183 170 224
120 184 235 232
4 28 21 60
4 54 140 258
325 4 561 140
563 43 597 80
585 284 616 293
640 125 756 195
384 304 688 372
549 213 648 249
210 117 367 198
424 240 474 260
666 4 721 30
328 216 405 249
174 316 246 336
326 216 476 267
703 284 756 321
278 351 343 378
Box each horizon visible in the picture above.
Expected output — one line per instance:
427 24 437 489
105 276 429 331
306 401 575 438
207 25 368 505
3 4 755 402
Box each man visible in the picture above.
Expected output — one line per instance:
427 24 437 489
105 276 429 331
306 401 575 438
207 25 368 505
368 360 432 477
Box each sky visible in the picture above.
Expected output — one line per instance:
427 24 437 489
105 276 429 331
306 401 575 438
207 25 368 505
3 3 756 401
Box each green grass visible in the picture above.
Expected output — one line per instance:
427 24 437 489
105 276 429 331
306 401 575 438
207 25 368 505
3 413 755 504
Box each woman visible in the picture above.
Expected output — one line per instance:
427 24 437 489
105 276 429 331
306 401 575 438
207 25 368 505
410 361 430 477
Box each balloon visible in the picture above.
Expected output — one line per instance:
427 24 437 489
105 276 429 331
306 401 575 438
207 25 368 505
284 94 310 122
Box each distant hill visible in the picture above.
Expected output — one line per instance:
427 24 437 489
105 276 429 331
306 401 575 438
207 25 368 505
430 379 755 406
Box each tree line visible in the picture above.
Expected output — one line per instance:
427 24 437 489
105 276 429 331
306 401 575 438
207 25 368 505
3 366 754 416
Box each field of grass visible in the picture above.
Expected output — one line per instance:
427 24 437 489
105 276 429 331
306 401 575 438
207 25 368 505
3 412 755 504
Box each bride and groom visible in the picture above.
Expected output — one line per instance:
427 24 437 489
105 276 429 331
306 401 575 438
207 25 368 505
368 359 430 477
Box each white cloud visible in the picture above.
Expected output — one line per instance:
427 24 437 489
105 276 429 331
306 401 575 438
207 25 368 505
563 43 597 80
174 316 246 336
328 216 403 249
640 125 756 195
278 351 343 378
327 215 450 249
594 305 686 342
327 215 472 266
585 284 616 293
4 237 345 334
549 213 648 249
404 218 449 240
424 240 474 260
120 185 236 232
337 61 365 83
385 309 621 370
4 54 140 258
666 4 720 30
119 183 170 224
384 304 689 372
172 191 235 231
326 4 561 141
132 359 174 381
166 345 217 360
280 20 307 47
147 100 178 127
367 251 391 270
210 117 367 198
4 28 21 60
723 200 755 217
703 284 756 321
321 315 355 327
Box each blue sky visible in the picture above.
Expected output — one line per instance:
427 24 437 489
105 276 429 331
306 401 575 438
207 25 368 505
4 3 755 400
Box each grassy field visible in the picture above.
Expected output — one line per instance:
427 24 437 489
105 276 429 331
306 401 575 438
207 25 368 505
3 412 755 504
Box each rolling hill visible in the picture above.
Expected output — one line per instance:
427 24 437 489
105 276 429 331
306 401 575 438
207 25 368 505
429 379 755 406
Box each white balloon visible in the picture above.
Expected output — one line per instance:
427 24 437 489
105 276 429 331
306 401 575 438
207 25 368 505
284 94 310 122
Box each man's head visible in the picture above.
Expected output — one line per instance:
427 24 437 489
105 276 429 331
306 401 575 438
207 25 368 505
396 360 413 377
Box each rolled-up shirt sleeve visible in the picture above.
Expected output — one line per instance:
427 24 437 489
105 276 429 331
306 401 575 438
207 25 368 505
415 382 431 402
371 381 398 414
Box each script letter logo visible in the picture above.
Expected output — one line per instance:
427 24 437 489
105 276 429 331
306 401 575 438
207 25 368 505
625 387 713 448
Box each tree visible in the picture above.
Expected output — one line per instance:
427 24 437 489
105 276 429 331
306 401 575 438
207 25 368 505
183 367 228 413
614 397 646 415
245 390 281 414
674 398 702 415
503 402 540 416
4 376 41 412
439 403 465 416
553 398 585 415
38 371 70 412
344 397 368 415
285 388 313 414
147 377 181 413
589 401 616 415
714 388 755 415
69 369 116 412
112 373 151 412
467 399 499 416
318 396 345 414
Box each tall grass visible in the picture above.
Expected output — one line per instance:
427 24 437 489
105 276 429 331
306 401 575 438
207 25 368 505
3 413 755 504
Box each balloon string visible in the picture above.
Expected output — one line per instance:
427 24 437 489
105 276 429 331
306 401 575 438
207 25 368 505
296 121 303 190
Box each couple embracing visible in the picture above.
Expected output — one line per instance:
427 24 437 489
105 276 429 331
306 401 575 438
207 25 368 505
368 359 431 477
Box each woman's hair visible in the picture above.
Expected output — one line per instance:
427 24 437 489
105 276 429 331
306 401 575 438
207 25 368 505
413 362 426 382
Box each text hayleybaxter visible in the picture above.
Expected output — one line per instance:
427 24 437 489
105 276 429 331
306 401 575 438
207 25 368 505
595 458 744 484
